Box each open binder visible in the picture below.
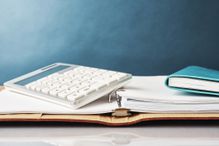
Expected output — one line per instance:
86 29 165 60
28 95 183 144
1 76 219 126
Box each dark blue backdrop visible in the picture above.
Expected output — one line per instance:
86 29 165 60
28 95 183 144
1 0 219 84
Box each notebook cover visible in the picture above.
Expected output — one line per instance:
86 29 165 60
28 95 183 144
165 66 219 96
1 86 219 126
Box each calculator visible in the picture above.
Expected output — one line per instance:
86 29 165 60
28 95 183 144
4 63 132 109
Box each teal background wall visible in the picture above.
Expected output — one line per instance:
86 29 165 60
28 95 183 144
1 0 219 84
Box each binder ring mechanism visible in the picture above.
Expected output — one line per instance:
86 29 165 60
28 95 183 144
108 88 124 107
108 88 131 117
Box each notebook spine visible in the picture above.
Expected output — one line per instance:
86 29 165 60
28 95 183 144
108 89 131 117
112 108 131 117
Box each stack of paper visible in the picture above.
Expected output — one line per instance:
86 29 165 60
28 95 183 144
118 76 219 113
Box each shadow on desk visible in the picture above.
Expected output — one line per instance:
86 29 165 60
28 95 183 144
0 120 219 127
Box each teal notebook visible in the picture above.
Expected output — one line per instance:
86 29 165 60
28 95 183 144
165 66 219 96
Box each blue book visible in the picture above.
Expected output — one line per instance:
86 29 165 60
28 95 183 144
165 66 219 96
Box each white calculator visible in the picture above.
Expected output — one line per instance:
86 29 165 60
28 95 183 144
4 63 132 109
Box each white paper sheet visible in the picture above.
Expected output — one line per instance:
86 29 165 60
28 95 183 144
0 89 117 114
118 76 219 113
2 76 219 114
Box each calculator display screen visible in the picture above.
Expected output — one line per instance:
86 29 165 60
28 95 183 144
15 65 70 86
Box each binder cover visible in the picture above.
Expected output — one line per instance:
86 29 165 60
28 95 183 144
1 86 219 126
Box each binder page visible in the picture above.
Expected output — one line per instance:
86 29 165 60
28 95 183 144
118 76 219 113
0 89 117 114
